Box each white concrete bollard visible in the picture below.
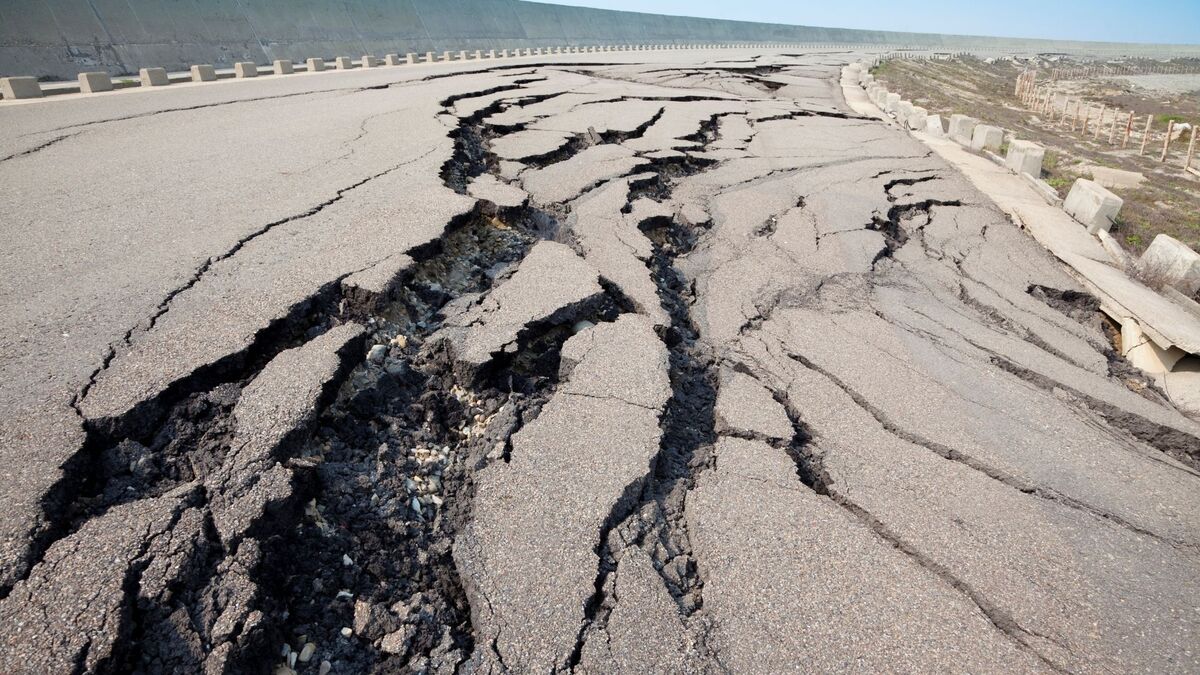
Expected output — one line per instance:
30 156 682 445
487 50 496 58
1004 140 1045 177
443 51 455 61
385 53 402 66
458 50 469 60
884 92 901 113
970 124 1004 152
500 49 509 58
948 114 979 145
273 59 293 75
925 114 946 137
306 58 326 72
78 71 113 93
406 53 418 64
0 76 42 99
1138 234 1200 295
191 64 217 81
907 106 928 131
234 62 258 78
1063 178 1123 234
139 67 169 87
426 52 437 63
472 50 482 60
896 100 914 118
362 55 381 68
335 56 353 69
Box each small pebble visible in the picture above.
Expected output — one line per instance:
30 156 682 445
299 642 317 663
319 661 333 675
367 344 387 364
341 626 353 638
342 554 353 567
572 320 596 334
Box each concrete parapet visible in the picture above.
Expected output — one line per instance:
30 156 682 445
1064 178 1123 233
970 124 1004 152
1004 140 1045 176
78 71 113 93
273 59 293 75
906 106 927 131
191 64 216 81
335 56 352 69
306 58 325 72
1138 234 1200 295
1 76 42 99
234 61 258 78
139 67 169 87
925 114 946 136
385 53 401 66
362 55 381 67
948 114 979 145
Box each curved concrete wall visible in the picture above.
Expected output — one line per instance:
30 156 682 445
1 0 1197 80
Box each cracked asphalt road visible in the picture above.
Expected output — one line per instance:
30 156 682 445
1 49 1198 673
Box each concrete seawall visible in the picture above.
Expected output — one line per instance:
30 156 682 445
2 0 1198 80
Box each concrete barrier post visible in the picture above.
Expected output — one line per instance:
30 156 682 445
139 67 169 87
426 52 437 63
0 76 42 99
406 53 417 64
306 58 325 72
1064 179 1123 233
948 114 979 145
385 53 401 66
191 64 217 81
78 71 113 93
273 59 293 75
234 62 258 78
487 49 496 58
362 55 381 68
444 51 456 61
457 50 468 60
335 56 352 69
970 124 1004 152
1005 140 1045 176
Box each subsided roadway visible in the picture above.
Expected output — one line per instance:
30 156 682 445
0 47 1198 674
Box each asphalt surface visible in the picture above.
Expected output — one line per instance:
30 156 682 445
1 49 1198 673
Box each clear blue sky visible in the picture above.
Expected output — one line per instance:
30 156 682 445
550 0 1200 45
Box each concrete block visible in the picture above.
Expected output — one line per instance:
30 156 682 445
906 106 927 131
1138 234 1200 295
884 92 901 113
385 53 401 66
473 50 483 59
0 76 42 99
191 64 217 81
1063 179 1123 234
425 52 436 63
443 51 455 61
925 114 946 137
1004 140 1045 177
78 71 113 93
970 124 1004 152
361 56 380 68
139 67 169 87
948 114 979 145
306 58 325 72
406 53 417 65
335 57 352 69
500 49 509 58
486 50 495 58
896 100 914 118
234 62 258 78
273 59 293 75
458 50 468 60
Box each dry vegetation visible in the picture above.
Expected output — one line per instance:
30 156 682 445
871 57 1200 256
